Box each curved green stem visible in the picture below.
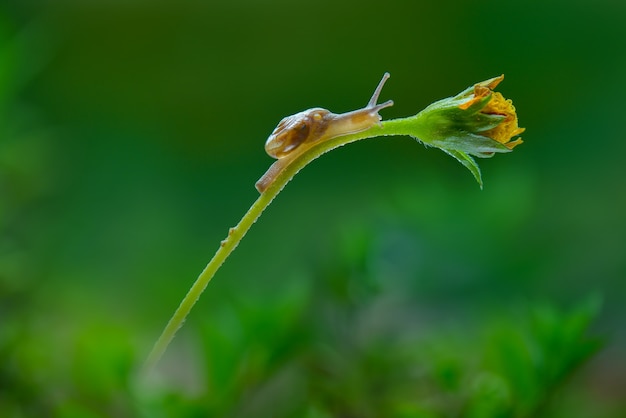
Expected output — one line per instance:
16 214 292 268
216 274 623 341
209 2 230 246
144 189 276 371
145 117 420 370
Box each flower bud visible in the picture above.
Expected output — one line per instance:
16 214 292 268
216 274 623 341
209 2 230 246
407 75 525 187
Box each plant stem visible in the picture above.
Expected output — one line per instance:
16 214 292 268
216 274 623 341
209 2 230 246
145 117 419 370
144 191 275 371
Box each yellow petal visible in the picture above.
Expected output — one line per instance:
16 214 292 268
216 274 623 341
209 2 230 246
478 74 505 90
482 91 525 148
458 75 505 110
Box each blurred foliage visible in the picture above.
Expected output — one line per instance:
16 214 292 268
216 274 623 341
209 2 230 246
1 0 626 417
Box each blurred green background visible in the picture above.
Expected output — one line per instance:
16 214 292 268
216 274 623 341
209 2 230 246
1 0 625 417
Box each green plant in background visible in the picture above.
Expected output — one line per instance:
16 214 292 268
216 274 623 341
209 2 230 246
146 73 525 369
134 240 603 418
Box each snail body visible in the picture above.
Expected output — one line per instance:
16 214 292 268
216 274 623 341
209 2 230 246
264 73 394 159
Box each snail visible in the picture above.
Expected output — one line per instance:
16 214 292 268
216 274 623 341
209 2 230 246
264 72 394 159
255 73 394 193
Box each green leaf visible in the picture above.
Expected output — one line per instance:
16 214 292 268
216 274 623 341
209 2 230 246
441 149 483 188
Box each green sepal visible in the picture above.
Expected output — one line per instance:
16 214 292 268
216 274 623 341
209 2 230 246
457 92 493 113
412 97 507 152
472 113 506 132
431 133 512 157
441 148 483 188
